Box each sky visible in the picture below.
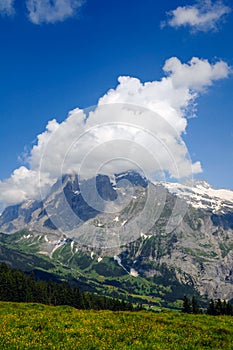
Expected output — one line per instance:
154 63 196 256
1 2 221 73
0 0 233 207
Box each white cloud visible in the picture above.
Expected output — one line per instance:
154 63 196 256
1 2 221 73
26 0 84 24
163 56 230 91
0 167 45 205
164 0 231 32
0 0 15 16
0 57 230 207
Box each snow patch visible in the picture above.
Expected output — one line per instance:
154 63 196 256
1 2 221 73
160 181 233 212
130 268 139 277
23 234 33 239
21 199 34 209
114 255 122 265
140 233 152 240
109 174 116 187
114 255 130 274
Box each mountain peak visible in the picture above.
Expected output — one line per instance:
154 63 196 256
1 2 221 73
162 179 233 213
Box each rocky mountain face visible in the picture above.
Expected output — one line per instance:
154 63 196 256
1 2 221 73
0 171 233 303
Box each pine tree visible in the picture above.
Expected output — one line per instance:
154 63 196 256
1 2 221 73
182 296 192 313
222 300 227 315
226 301 233 316
207 299 216 315
0 263 135 311
192 296 200 314
215 299 223 315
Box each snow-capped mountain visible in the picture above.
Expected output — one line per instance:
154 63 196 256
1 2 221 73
1 171 233 301
162 180 233 213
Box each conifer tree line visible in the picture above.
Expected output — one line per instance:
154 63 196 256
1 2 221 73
207 299 233 316
0 263 134 311
182 295 233 316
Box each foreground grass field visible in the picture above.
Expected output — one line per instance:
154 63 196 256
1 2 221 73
0 302 233 349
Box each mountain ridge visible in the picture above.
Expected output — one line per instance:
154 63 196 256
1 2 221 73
0 171 233 304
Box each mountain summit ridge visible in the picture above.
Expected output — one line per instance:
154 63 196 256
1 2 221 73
161 179 233 213
0 171 233 301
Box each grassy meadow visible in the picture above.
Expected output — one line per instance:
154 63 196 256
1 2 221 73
0 301 233 349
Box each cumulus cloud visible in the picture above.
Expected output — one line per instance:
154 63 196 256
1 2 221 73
164 0 231 32
0 57 230 207
0 167 49 205
163 56 230 90
26 0 84 24
0 0 15 16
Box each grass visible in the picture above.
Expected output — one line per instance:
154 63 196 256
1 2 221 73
0 302 233 349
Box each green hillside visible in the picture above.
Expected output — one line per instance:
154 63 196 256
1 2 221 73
1 301 233 349
0 230 206 309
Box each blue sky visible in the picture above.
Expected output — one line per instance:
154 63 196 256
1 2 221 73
0 0 233 207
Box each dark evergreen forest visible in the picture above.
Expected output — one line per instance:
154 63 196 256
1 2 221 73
0 263 134 311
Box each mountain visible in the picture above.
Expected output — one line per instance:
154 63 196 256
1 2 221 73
162 180 233 213
1 171 233 307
